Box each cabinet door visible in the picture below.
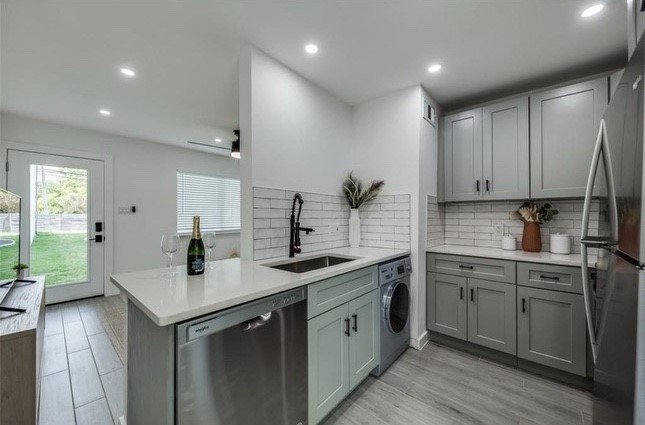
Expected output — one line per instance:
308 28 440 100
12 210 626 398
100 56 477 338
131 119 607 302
482 97 529 200
426 272 467 340
530 77 608 198
467 278 517 355
308 304 349 425
347 290 379 390
442 109 483 201
517 286 586 376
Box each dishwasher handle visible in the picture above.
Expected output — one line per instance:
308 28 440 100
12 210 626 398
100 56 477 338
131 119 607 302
241 312 273 331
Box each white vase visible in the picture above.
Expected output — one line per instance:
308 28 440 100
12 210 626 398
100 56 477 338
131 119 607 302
349 208 361 248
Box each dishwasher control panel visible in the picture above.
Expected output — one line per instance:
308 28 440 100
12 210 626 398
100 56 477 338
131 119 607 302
181 287 306 343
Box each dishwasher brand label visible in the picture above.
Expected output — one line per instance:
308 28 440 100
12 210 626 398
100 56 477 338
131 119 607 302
188 322 214 340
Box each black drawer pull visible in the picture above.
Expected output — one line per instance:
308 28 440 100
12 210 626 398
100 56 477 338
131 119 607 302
476 180 480 192
459 265 474 270
352 314 358 332
485 179 490 192
539 274 560 281
470 288 474 302
460 287 464 300
344 318 350 336
522 298 526 313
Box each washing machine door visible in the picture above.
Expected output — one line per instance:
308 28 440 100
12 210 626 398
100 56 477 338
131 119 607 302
384 280 410 334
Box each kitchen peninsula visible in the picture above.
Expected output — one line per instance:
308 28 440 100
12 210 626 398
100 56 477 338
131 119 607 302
111 246 410 425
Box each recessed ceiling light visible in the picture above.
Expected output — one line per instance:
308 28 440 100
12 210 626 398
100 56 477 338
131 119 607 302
120 67 136 77
214 138 222 143
581 4 604 18
99 109 111 116
428 64 442 73
305 44 319 55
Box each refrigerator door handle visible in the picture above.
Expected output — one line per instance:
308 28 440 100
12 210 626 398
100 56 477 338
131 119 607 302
581 119 619 365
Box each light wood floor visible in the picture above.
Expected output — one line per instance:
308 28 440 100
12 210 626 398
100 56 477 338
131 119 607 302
322 342 593 425
40 296 125 425
41 296 593 425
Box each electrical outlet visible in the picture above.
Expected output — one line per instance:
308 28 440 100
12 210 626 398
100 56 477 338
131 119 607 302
493 222 504 236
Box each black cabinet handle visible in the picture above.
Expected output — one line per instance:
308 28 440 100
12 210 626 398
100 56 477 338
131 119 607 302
352 314 358 332
486 179 490 192
522 298 526 313
344 318 350 336
460 287 464 300
470 288 474 302
459 265 474 270
476 180 480 192
539 275 560 281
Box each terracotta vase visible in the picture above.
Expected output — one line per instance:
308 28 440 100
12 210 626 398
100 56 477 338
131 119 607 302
521 221 542 252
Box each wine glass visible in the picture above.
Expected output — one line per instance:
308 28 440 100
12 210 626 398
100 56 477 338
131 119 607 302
203 232 217 269
161 233 180 276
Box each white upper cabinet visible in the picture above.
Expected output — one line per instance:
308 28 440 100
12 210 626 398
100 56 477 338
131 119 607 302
442 109 483 202
529 78 608 199
482 97 529 200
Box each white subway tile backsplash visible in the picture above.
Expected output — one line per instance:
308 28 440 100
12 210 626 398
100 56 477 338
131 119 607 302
254 186 410 260
427 197 600 254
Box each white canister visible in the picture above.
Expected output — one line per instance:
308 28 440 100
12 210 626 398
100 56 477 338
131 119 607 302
502 235 516 251
550 233 571 255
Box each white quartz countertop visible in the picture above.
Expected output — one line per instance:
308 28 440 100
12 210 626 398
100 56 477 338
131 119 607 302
426 245 596 267
110 247 410 326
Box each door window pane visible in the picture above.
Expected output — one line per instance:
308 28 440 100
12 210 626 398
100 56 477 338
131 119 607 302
30 165 88 285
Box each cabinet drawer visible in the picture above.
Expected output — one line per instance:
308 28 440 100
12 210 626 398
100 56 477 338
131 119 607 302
307 266 378 319
427 253 515 284
517 263 582 294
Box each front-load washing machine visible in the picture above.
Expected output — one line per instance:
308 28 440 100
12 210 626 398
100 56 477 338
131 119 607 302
371 256 411 377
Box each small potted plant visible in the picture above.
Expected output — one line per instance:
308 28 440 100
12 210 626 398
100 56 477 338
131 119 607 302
13 263 29 280
342 171 385 248
512 202 559 252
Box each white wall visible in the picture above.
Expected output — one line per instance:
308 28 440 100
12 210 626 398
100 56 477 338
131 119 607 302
352 85 440 345
0 112 240 293
239 48 355 258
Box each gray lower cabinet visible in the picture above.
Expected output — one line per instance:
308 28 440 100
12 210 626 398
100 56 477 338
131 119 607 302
347 291 379 390
308 289 379 425
467 278 517 355
517 286 587 376
426 272 467 340
427 272 516 354
529 77 608 198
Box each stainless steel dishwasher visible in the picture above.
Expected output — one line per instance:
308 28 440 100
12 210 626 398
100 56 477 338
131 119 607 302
176 287 307 425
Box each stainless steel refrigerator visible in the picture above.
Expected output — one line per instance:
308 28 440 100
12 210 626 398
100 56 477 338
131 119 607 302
581 37 645 425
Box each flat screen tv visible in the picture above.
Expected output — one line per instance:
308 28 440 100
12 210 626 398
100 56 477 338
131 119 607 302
0 188 21 303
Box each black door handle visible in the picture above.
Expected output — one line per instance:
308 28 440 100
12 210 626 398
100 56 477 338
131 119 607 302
470 288 474 302
522 298 526 313
486 179 490 192
344 318 350 336
89 235 103 243
460 287 464 300
352 314 358 332
476 180 480 192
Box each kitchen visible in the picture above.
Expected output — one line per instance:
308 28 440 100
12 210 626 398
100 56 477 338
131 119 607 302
0 1 642 425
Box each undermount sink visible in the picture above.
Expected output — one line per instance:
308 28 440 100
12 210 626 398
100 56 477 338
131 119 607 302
267 255 356 273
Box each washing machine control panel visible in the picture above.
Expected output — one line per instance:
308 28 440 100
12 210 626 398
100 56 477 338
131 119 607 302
378 256 412 284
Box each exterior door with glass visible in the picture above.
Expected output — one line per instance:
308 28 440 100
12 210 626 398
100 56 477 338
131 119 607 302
7 150 105 304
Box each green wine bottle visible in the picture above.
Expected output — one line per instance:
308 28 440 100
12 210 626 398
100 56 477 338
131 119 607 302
187 216 205 275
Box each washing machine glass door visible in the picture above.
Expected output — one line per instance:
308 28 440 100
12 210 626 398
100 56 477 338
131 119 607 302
385 281 410 334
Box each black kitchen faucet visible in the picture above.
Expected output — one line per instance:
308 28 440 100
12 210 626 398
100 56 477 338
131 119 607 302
289 193 314 257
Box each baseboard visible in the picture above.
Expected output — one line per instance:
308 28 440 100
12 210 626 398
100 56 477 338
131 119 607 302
409 330 429 350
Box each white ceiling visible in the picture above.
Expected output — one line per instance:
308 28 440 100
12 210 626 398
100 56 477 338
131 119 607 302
1 0 627 152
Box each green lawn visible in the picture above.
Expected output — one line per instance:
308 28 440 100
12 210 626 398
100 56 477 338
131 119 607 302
0 232 87 285
32 232 87 285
